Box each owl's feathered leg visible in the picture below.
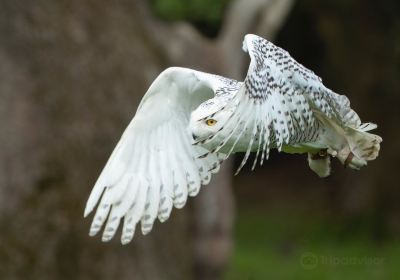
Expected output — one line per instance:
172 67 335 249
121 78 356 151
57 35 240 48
307 149 331 178
336 125 382 170
313 111 382 172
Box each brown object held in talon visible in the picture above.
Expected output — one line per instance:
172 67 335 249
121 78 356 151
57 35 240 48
344 152 354 168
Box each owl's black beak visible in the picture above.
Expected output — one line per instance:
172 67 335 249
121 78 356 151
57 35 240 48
192 133 199 140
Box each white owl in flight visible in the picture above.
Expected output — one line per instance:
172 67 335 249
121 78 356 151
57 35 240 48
84 34 382 244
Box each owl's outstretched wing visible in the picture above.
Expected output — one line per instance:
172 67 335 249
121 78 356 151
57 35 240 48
84 67 239 244
197 34 362 174
242 34 361 127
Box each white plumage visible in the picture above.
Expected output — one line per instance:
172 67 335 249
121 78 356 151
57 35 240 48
84 34 382 244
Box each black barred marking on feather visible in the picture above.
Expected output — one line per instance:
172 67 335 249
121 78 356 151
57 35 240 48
175 193 183 199
189 190 197 196
106 227 115 232
208 167 218 172
198 153 209 159
142 224 152 229
159 208 169 214
160 197 166 205
143 215 151 221
110 216 118 222
175 201 185 208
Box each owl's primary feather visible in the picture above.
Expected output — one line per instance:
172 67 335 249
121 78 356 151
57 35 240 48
84 34 382 244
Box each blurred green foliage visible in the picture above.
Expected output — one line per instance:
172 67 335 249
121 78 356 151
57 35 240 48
225 203 400 279
150 0 231 36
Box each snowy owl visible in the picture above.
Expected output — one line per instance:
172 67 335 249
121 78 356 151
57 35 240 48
84 34 382 244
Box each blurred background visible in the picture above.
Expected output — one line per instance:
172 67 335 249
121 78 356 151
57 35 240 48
0 0 399 279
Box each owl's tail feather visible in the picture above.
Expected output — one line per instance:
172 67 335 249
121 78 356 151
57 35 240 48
337 123 382 170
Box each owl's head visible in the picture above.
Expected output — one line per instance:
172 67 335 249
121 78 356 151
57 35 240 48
189 98 233 142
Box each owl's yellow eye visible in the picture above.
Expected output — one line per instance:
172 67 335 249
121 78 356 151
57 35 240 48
206 119 217 126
